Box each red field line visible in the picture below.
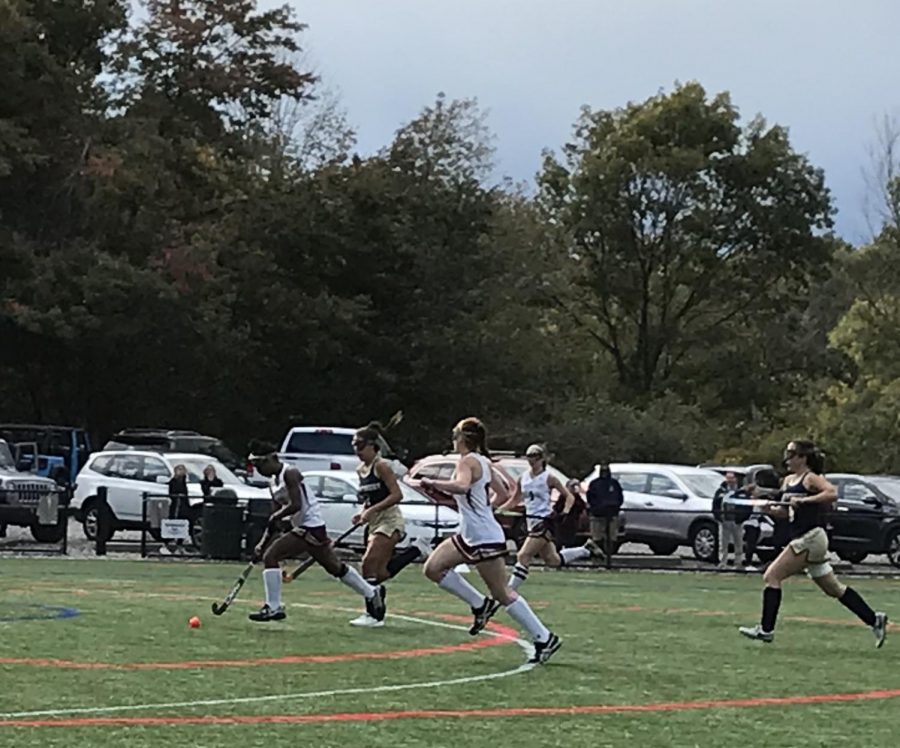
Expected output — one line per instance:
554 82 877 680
0 618 518 670
3 688 900 728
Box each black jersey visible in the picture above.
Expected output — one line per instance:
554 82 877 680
783 472 827 538
357 459 390 508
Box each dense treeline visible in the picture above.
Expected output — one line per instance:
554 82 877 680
2 0 899 475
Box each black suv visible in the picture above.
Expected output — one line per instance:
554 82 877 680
749 472 900 567
103 429 241 472
824 474 900 567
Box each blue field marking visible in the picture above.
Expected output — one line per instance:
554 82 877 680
0 605 81 622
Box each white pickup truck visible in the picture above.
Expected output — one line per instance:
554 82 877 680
272 426 407 477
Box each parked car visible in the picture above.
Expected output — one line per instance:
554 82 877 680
0 438 63 542
71 450 270 543
302 469 459 549
702 464 779 487
583 463 737 563
404 452 515 500
275 426 406 480
103 429 243 473
402 452 616 549
0 423 92 486
709 469 900 567
790 473 899 567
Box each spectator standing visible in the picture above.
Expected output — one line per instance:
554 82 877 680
713 472 746 568
200 464 224 497
161 464 191 556
585 465 624 558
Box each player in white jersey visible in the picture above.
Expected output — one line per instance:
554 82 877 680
419 418 562 664
498 444 599 590
245 440 386 623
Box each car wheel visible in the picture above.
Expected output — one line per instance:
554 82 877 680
647 540 679 556
30 522 65 543
188 507 203 550
81 500 115 543
690 521 718 563
887 528 900 569
836 550 868 564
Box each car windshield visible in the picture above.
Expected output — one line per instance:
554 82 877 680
285 432 355 455
175 458 242 486
678 472 726 499
399 481 432 505
0 441 14 470
868 478 900 503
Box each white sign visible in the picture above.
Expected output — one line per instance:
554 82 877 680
160 519 190 540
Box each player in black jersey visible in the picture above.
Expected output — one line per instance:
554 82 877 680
739 440 888 647
348 423 430 627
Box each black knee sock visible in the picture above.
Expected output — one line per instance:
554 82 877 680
761 586 782 632
385 546 420 579
839 587 877 626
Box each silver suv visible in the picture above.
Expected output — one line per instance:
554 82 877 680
0 438 62 542
584 463 726 562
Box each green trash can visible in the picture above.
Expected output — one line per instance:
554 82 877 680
202 490 244 560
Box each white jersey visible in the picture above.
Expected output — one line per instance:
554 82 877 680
271 464 324 528
521 469 553 530
453 453 505 546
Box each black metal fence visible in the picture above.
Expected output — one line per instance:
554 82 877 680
5 485 898 578
0 486 70 555
89 490 453 560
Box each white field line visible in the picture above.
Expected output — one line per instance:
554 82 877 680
0 600 535 720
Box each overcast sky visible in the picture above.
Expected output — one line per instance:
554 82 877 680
287 0 899 243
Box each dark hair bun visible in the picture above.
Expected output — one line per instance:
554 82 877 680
247 438 278 456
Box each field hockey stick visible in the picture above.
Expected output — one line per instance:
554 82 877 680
211 560 255 616
210 517 281 616
282 523 361 582
384 410 403 430
493 507 576 520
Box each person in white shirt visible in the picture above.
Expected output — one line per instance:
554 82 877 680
418 418 562 665
498 444 598 590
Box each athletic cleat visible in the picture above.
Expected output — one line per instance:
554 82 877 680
366 585 387 622
469 598 501 635
584 539 605 559
528 633 562 664
873 612 888 649
739 624 774 643
349 613 385 628
248 604 286 622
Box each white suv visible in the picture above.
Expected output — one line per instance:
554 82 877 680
72 451 270 541
583 463 727 562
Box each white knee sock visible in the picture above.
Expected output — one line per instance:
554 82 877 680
505 596 550 642
509 562 529 590
340 565 377 599
438 570 487 608
263 568 282 608
560 547 590 565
